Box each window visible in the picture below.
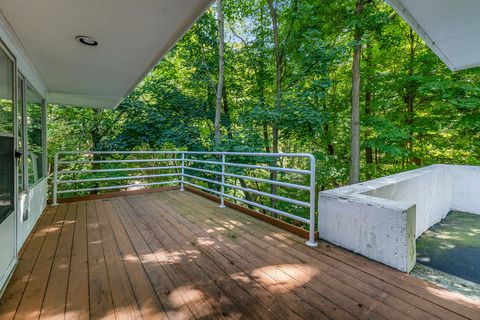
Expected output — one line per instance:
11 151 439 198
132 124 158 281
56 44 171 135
0 137 14 224
0 45 14 224
26 85 45 185
17 77 25 193
0 48 13 133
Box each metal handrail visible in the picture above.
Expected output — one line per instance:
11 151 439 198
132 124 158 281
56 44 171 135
52 151 318 247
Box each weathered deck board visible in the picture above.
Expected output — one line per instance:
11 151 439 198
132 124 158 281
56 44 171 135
39 202 77 320
13 204 68 320
0 205 58 320
65 201 89 320
161 191 474 320
1 189 479 320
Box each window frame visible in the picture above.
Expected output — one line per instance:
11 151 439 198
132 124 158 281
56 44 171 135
16 74 27 194
0 37 17 253
25 82 46 188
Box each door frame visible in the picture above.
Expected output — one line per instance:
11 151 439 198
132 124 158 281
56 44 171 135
0 37 18 262
16 74 28 223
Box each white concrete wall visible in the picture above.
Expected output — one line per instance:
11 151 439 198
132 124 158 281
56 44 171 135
362 165 452 238
318 164 480 272
318 193 416 272
451 165 480 214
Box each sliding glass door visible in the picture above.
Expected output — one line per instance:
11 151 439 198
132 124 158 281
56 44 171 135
0 44 15 224
0 40 17 284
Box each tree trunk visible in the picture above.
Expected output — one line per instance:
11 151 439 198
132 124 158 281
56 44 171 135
256 5 270 153
322 90 336 157
267 0 282 154
90 109 102 194
214 0 225 146
405 27 416 163
349 0 363 184
222 85 233 139
364 43 373 179
267 0 282 210
263 125 271 153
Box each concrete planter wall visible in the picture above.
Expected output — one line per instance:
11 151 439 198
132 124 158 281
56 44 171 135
318 165 480 272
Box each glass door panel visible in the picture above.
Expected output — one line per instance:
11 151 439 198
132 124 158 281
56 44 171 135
17 77 25 194
26 86 44 185
0 136 14 224
0 46 14 224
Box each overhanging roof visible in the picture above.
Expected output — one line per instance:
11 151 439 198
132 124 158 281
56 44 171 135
0 0 213 108
387 0 480 71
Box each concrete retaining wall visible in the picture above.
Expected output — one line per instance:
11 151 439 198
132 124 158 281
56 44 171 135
362 165 452 238
451 165 480 215
318 165 480 272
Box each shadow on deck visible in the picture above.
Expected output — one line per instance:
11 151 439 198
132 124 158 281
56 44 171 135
0 190 479 319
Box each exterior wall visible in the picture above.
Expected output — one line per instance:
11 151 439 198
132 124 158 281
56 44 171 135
318 164 479 273
0 213 16 295
17 178 48 250
0 14 49 294
0 178 47 295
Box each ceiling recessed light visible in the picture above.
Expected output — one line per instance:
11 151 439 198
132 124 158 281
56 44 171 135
76 35 98 47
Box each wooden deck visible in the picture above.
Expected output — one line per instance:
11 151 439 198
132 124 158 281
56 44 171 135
0 190 479 320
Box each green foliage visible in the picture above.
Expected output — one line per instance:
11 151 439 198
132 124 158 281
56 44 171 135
48 0 479 209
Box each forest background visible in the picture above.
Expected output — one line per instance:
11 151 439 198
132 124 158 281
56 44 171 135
48 0 480 192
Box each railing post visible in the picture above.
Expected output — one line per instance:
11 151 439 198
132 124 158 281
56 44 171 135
52 153 59 206
305 155 318 247
180 152 185 191
220 153 226 208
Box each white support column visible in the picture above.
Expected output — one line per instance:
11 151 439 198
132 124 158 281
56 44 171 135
180 152 185 191
306 155 318 247
52 153 59 206
220 153 226 208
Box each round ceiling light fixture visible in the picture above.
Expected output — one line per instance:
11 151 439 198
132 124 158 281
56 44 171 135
76 35 98 47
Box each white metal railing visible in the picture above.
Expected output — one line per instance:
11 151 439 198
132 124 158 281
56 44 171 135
52 151 318 246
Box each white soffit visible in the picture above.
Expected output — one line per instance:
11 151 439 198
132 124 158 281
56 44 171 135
387 0 480 71
0 0 213 108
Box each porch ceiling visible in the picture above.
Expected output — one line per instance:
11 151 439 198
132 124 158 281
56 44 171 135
387 0 480 71
0 0 212 108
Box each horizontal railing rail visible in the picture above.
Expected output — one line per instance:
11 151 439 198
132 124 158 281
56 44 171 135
52 151 317 246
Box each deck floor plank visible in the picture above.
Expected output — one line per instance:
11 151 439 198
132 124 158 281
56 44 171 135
86 200 115 320
157 191 406 320
138 193 350 320
102 198 167 319
117 196 223 319
0 205 58 320
177 190 480 320
126 194 290 320
112 199 306 316
161 191 448 320
1 189 479 320
13 204 68 320
94 199 143 320
65 201 90 320
112 197 196 320
39 202 77 320
179 191 480 319
125 196 242 319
